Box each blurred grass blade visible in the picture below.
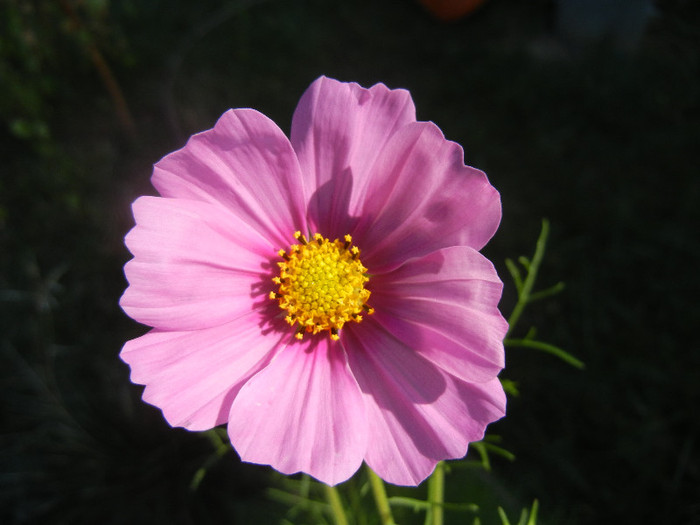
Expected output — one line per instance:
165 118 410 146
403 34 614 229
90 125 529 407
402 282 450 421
527 500 539 525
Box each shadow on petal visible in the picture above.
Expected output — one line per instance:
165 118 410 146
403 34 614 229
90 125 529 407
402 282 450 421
344 320 447 406
307 167 361 240
250 258 292 338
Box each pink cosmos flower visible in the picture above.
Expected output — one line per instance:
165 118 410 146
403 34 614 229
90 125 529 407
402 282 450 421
120 76 507 487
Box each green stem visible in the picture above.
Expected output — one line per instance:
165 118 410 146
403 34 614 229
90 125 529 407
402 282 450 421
506 219 550 337
324 484 349 525
367 465 396 525
425 461 445 525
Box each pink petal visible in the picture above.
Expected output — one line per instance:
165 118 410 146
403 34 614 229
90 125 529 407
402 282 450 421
152 109 307 249
290 76 416 238
120 196 274 331
228 338 368 486
120 311 285 431
370 246 507 383
343 320 506 486
353 122 501 273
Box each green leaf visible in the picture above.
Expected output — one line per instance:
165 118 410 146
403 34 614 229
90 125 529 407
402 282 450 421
482 442 516 462
500 378 520 397
497 506 512 525
266 487 330 512
505 258 523 293
470 441 491 471
388 497 479 513
389 496 431 512
504 338 585 369
527 500 539 525
517 256 531 270
528 281 565 302
516 507 529 525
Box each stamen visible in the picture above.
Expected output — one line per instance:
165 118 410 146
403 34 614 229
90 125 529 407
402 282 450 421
270 232 372 341
294 231 308 245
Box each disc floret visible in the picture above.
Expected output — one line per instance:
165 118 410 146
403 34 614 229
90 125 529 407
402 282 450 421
270 232 373 340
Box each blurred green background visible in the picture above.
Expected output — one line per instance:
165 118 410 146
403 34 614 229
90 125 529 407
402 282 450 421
1 0 699 523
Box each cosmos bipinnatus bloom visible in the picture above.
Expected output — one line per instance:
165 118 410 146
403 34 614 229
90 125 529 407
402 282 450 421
120 76 507 486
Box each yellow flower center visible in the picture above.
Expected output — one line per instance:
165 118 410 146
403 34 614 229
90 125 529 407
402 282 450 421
269 232 373 340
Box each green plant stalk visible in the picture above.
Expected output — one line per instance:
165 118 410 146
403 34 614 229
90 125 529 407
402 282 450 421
367 465 396 525
506 219 550 337
324 484 349 525
425 461 445 525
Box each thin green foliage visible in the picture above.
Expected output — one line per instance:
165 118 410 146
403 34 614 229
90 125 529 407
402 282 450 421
267 475 334 524
504 219 582 369
497 499 539 525
505 219 551 335
500 378 520 397
504 338 584 369
389 497 479 513
189 428 231 490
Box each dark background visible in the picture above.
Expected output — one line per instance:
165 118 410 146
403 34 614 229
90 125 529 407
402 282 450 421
2 0 699 523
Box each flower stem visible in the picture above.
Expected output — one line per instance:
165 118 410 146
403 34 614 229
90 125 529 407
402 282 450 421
366 465 396 525
324 484 349 525
425 461 445 525
506 219 550 337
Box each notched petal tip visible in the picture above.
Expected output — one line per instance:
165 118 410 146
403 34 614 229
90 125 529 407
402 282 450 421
150 108 308 248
